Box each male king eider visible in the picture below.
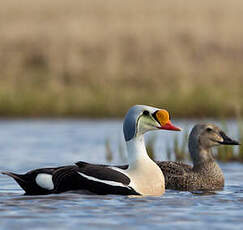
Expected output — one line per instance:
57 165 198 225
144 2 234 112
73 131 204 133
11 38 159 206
2 105 181 196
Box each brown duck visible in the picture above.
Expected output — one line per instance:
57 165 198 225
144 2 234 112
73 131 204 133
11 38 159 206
157 123 239 191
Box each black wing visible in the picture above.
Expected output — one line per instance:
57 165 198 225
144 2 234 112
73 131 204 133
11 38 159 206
52 161 139 195
2 163 134 195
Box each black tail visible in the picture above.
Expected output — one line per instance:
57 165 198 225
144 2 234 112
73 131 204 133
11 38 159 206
2 171 26 182
2 171 30 193
2 171 50 195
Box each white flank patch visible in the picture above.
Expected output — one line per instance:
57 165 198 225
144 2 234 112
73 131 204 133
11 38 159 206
78 172 131 189
35 173 54 190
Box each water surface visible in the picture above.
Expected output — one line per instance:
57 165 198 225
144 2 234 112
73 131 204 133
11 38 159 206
0 119 243 229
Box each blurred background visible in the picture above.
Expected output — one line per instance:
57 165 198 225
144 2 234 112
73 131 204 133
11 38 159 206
0 0 243 118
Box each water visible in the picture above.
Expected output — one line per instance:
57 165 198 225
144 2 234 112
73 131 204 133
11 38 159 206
0 119 243 230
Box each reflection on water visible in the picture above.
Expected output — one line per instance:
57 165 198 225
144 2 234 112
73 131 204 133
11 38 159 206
0 120 243 230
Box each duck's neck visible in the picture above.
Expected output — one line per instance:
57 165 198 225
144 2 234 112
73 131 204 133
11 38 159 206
192 147 224 185
125 134 165 196
126 134 152 169
191 145 222 175
191 146 214 166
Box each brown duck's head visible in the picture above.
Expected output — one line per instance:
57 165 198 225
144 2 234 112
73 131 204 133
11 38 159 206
190 123 240 150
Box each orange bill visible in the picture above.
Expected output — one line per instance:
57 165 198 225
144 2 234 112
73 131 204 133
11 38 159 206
153 109 181 131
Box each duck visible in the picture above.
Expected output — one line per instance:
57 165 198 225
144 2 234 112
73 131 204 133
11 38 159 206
2 105 181 196
157 123 239 191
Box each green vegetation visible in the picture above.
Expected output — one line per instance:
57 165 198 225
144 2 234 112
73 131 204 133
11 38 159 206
0 0 243 117
166 129 189 162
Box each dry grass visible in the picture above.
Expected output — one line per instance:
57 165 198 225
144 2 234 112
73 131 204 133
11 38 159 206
0 0 243 117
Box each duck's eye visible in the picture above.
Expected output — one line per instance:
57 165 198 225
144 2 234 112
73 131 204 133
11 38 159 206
143 110 149 116
206 127 213 132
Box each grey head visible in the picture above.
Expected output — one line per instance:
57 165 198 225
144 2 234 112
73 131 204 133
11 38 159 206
189 123 239 164
123 105 160 142
122 105 182 142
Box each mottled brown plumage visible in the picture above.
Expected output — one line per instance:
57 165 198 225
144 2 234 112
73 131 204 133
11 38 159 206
157 160 224 191
157 123 239 191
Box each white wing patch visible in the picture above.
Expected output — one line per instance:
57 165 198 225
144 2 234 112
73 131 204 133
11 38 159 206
35 173 54 190
108 166 128 175
77 172 131 189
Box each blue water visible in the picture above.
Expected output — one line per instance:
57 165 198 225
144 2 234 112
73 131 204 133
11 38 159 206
0 119 243 230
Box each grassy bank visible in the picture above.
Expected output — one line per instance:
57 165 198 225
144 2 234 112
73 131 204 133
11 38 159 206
0 0 243 117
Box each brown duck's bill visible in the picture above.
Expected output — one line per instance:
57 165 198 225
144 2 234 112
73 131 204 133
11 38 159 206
218 131 240 145
158 120 182 131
